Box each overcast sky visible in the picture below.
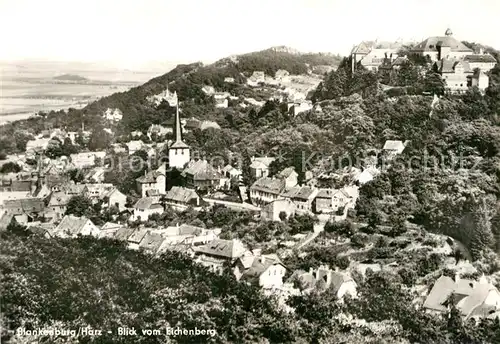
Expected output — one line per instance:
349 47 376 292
1 0 498 67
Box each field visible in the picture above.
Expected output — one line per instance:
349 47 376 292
0 60 172 124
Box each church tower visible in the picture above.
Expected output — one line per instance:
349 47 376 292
168 102 190 169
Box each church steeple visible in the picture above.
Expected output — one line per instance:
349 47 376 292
174 102 182 143
168 101 190 169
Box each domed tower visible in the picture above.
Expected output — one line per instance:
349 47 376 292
445 28 453 36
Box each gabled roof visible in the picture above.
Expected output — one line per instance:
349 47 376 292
240 255 285 283
2 198 44 214
165 186 199 204
136 170 164 184
316 188 339 198
101 222 123 231
351 41 373 55
250 177 285 194
48 192 72 207
194 239 245 259
133 197 162 210
424 276 459 312
139 232 165 252
127 228 149 244
277 167 297 178
435 59 472 73
182 160 222 181
282 186 316 200
329 272 354 294
460 283 499 318
383 140 405 151
250 157 275 169
114 226 136 241
54 215 94 237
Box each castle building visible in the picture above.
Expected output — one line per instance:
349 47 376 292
411 28 473 62
168 104 190 169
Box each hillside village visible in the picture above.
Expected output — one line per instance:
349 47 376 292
3 29 500 343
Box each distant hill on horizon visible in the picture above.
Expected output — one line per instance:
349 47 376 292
53 74 89 82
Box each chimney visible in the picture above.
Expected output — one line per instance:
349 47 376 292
479 48 484 55
260 256 266 264
455 272 460 283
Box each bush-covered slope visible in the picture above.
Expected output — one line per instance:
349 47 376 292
0 232 295 344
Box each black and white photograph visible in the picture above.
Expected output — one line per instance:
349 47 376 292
1 0 500 343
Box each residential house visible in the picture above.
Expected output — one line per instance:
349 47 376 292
382 140 406 157
222 164 242 182
182 159 224 191
126 140 145 155
214 93 228 108
201 85 216 95
0 173 34 193
233 254 287 289
153 224 220 247
424 275 500 320
84 167 106 183
277 167 298 190
45 192 72 221
463 53 497 73
111 143 127 154
84 183 114 199
131 197 163 222
147 124 172 139
114 226 137 242
354 167 380 185
250 177 286 205
84 184 127 211
281 186 318 213
164 186 201 209
103 108 123 121
411 29 473 62
199 120 221 131
136 169 166 197
139 232 166 254
247 71 266 86
194 239 248 274
1 198 44 225
250 156 275 179
261 199 296 221
224 77 235 83
127 228 149 250
288 266 357 299
314 186 358 214
25 138 51 152
51 215 99 238
287 100 313 116
70 151 106 168
434 58 473 93
98 222 124 239
469 70 490 92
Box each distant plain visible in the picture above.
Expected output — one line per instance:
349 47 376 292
0 60 172 123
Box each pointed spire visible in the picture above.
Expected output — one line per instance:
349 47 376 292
175 103 182 143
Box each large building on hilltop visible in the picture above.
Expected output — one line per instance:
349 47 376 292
411 29 497 93
168 104 190 169
351 40 404 72
147 86 178 107
411 28 473 62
